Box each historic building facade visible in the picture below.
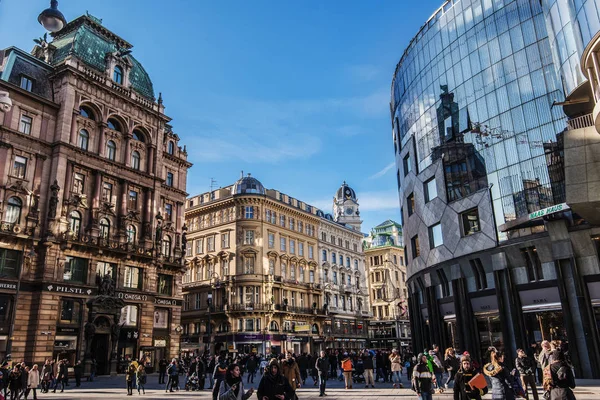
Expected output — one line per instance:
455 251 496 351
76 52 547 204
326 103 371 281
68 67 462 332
318 182 370 350
182 177 370 354
393 0 600 377
0 13 190 373
363 220 410 350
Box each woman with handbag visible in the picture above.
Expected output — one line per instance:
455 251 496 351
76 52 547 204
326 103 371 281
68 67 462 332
483 350 516 400
218 364 254 400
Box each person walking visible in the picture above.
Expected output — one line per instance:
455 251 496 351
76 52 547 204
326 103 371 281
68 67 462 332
88 359 96 382
73 360 83 388
158 358 167 385
412 353 435 400
281 352 301 397
539 341 553 372
136 364 146 395
297 353 308 386
40 361 51 394
315 351 330 397
444 348 460 389
257 360 294 400
217 364 254 400
340 352 353 389
430 347 445 393
453 356 487 400
544 349 576 400
20 364 29 400
26 364 40 400
246 355 257 384
53 360 67 393
9 366 21 400
389 349 404 388
483 350 516 400
516 348 540 400
125 364 136 396
362 349 375 388
212 356 228 400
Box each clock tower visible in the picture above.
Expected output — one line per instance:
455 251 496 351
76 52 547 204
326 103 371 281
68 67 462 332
333 181 362 231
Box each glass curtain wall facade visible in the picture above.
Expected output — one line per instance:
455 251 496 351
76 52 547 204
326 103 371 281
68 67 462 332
392 0 566 243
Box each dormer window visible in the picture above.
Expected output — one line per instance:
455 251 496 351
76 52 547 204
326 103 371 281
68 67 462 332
20 76 33 91
113 66 123 85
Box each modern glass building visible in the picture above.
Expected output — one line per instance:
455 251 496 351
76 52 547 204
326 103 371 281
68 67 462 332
393 0 600 377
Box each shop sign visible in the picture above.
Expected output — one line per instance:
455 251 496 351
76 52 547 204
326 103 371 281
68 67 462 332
519 287 561 307
528 203 569 220
234 334 263 342
401 342 408 346
155 297 183 307
117 292 149 302
440 302 455 316
0 282 17 291
286 335 309 343
470 295 498 313
45 283 94 295
154 339 167 347
56 327 78 334
272 334 287 341
228 345 235 350
294 325 310 332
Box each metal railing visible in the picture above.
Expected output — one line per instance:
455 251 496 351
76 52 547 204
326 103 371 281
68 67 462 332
229 303 270 311
567 113 594 130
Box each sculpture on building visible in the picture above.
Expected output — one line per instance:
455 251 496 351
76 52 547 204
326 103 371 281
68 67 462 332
48 180 60 219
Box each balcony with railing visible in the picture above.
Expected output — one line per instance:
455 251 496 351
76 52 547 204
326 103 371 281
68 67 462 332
229 303 271 312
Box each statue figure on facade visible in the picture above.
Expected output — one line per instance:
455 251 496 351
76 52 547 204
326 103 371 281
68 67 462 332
48 180 60 219
96 273 115 297
181 225 188 254
84 322 96 357
111 322 121 352
155 216 163 248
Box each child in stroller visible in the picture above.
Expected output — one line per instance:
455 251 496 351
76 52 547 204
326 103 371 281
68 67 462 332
353 359 365 384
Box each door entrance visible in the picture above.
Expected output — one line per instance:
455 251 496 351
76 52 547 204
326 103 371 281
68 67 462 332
92 334 110 375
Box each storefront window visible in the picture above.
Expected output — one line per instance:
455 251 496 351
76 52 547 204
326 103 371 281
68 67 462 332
0 296 11 322
0 249 20 279
523 311 567 345
477 315 504 359
154 308 169 329
60 299 81 324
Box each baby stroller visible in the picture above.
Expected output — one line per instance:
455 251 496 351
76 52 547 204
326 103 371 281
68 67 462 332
353 361 365 384
185 373 200 391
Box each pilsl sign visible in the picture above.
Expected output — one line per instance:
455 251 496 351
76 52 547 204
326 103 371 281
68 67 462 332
528 203 569 220
45 284 93 295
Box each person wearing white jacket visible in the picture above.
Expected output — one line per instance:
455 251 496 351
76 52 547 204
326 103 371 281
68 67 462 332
27 364 40 400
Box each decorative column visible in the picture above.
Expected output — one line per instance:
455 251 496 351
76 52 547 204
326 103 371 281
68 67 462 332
70 110 79 145
123 134 132 167
97 122 107 157
147 145 156 176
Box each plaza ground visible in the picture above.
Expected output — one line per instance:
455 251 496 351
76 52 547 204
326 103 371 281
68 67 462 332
32 373 600 400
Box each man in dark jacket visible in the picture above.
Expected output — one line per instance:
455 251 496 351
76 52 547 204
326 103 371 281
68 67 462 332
328 353 337 379
257 360 294 400
73 360 83 387
412 353 434 400
453 357 488 400
158 359 167 385
516 348 539 400
212 356 227 400
297 353 309 385
246 354 257 384
362 349 375 388
315 351 330 397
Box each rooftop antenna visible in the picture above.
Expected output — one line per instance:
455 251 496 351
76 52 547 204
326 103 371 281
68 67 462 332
210 178 218 192
240 170 244 179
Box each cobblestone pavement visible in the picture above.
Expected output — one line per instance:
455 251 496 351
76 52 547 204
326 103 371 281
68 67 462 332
29 374 600 400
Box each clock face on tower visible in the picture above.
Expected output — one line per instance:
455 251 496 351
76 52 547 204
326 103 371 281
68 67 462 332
345 207 354 215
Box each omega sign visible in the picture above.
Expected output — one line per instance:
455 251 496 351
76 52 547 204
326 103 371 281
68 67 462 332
155 298 180 306
117 292 148 302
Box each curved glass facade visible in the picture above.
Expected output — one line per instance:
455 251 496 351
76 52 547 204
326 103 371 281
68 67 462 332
541 0 600 96
392 0 567 241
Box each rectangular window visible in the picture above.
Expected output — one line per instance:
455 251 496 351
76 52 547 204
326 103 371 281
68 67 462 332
128 190 138 209
462 208 481 236
166 172 174 187
0 249 19 278
429 223 443 248
12 156 27 179
309 270 315 283
289 240 295 254
64 257 88 283
403 153 412 176
245 319 254 332
157 274 173 296
73 172 85 194
221 232 230 248
280 237 286 252
207 236 215 251
298 221 303 233
521 246 544 281
244 257 255 274
165 203 173 221
298 242 304 256
333 271 338 285
20 75 33 91
196 238 204 254
124 266 142 289
60 300 80 324
407 193 415 216
280 215 286 227
102 182 113 203
119 305 138 327
411 235 420 259
289 218 295 230
19 115 32 135
244 230 255 245
96 261 116 280
245 206 254 219
322 250 327 262
308 245 313 259
425 177 438 202
268 233 275 248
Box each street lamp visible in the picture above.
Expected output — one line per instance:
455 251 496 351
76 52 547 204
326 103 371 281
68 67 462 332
207 293 213 355
38 0 67 32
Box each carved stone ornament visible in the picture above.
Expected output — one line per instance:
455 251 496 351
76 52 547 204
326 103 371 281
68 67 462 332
48 180 60 219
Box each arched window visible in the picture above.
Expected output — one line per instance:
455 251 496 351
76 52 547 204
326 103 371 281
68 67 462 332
107 118 122 132
299 266 304 282
131 151 140 170
269 321 279 331
78 129 89 150
132 130 145 142
167 141 175 155
126 225 137 243
106 140 116 161
4 197 22 224
69 210 82 237
162 235 172 257
79 106 95 120
99 218 110 239
113 66 123 85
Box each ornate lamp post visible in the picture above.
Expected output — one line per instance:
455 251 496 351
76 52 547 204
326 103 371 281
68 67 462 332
38 0 67 32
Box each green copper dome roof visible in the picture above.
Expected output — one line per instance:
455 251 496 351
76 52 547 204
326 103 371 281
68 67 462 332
50 15 155 100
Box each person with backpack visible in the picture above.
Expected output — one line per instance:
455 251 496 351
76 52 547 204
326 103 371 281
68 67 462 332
340 353 353 389
544 349 576 400
483 350 516 400
516 348 539 400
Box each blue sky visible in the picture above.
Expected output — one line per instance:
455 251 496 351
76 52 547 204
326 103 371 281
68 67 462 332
0 0 442 233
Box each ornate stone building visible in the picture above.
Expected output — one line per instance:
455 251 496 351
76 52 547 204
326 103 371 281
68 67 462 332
0 13 190 373
363 220 410 350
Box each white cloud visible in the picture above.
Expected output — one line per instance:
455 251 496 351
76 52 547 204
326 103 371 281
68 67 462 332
369 162 395 180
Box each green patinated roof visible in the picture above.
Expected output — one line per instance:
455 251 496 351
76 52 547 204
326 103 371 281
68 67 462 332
50 16 155 100
374 219 402 229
